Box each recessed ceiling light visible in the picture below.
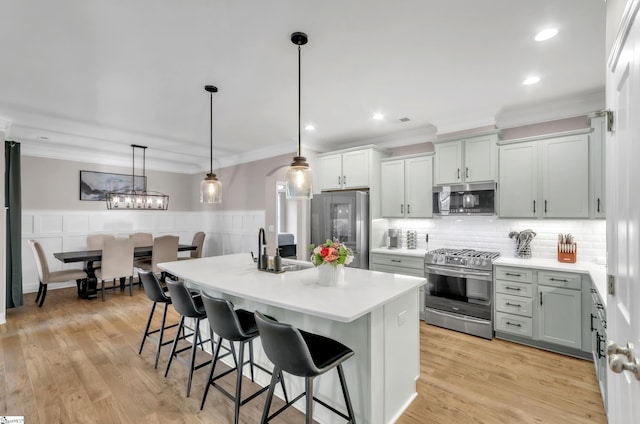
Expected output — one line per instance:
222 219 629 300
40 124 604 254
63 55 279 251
522 76 540 85
534 28 558 41
305 124 315 131
372 113 384 120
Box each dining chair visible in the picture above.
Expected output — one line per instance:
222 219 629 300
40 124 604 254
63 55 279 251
85 233 115 272
28 239 88 307
178 231 205 260
95 238 135 301
136 235 179 281
129 232 154 269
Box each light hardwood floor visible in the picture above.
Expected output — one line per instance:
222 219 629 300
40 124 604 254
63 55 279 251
0 286 606 423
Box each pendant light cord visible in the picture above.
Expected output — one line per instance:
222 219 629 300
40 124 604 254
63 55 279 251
298 44 302 157
210 91 213 174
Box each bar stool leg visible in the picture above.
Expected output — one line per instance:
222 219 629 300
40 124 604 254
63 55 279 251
260 367 280 423
186 318 201 397
200 334 224 410
154 303 169 369
233 342 245 424
305 377 314 424
165 316 184 378
139 302 157 354
249 339 255 382
337 364 356 423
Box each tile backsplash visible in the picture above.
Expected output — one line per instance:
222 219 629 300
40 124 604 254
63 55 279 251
380 216 606 264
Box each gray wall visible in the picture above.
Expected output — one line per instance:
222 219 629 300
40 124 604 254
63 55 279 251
23 156 193 211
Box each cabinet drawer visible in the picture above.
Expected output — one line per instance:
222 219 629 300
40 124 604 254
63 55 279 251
371 254 424 270
495 312 533 337
494 267 534 283
495 293 533 317
371 263 425 278
495 279 533 298
538 271 581 290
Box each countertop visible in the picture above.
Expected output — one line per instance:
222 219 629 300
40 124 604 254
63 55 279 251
159 253 425 323
371 247 428 258
370 248 608 307
495 257 608 307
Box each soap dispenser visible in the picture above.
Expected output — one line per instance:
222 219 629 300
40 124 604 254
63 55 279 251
261 247 269 270
274 248 282 272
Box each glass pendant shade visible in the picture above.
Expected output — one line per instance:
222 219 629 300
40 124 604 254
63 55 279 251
200 172 222 203
285 156 313 199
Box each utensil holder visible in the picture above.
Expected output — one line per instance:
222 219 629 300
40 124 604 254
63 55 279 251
558 243 577 263
515 246 531 259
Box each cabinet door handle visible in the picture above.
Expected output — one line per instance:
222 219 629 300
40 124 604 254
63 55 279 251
597 198 601 213
533 200 536 213
505 302 522 308
505 272 521 277
457 168 460 179
590 313 596 332
400 204 404 214
466 167 469 178
504 286 522 291
407 204 410 214
391 259 401 263
343 176 346 185
549 277 569 283
544 200 548 213
540 291 543 306
596 333 605 359
338 176 341 185
506 321 522 328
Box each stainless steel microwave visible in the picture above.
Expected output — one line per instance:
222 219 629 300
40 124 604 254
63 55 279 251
432 182 497 216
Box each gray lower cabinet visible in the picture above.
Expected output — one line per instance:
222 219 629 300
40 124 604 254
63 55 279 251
371 252 425 320
494 266 590 359
590 284 607 411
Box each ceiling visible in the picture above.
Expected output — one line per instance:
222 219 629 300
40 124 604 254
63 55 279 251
0 0 606 174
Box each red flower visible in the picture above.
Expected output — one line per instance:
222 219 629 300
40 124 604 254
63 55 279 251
320 247 330 257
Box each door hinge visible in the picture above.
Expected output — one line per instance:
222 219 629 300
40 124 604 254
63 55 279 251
608 274 615 296
605 109 614 132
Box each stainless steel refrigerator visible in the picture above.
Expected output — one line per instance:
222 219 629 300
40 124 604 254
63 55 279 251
311 191 369 269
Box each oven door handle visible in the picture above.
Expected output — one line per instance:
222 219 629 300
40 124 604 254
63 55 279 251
424 265 492 281
427 308 492 325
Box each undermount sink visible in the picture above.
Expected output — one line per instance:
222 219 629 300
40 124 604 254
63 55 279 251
281 260 314 272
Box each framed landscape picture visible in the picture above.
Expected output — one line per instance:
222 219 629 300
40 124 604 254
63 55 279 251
80 170 146 201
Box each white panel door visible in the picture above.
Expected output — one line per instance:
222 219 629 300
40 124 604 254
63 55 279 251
318 154 343 190
342 149 370 189
606 2 640 423
464 135 495 183
434 140 462 185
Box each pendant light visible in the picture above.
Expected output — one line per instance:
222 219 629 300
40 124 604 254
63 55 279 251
285 31 313 199
200 84 222 203
106 145 169 210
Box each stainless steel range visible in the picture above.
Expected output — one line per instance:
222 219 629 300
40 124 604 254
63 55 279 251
424 248 500 339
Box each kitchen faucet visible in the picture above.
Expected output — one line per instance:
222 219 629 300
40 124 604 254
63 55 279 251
258 227 267 269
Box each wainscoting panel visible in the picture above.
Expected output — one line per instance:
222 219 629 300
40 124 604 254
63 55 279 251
21 209 265 294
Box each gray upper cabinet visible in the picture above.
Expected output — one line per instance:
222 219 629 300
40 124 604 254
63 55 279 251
434 133 499 185
589 115 606 218
381 155 433 218
498 131 590 218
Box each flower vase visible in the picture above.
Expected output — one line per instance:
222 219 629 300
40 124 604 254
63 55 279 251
317 264 345 286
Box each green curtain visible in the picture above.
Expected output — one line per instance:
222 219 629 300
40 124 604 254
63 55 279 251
5 140 22 308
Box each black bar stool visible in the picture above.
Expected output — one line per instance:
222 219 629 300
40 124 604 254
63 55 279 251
164 279 215 397
255 311 357 424
138 271 179 369
199 293 288 424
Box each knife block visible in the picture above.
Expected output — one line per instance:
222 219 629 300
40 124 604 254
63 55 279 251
557 243 577 263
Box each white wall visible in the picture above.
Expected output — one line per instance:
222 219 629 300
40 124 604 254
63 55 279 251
0 130 6 324
378 216 606 264
21 209 264 294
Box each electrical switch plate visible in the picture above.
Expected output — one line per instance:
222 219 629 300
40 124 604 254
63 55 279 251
397 310 407 326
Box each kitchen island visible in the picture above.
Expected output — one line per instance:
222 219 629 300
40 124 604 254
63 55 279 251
159 253 425 424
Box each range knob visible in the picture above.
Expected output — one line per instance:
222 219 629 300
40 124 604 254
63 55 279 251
481 259 488 267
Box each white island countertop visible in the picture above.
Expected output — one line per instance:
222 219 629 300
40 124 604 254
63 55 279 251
159 253 425 323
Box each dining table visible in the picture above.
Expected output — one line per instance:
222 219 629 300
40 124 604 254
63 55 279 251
54 244 197 299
